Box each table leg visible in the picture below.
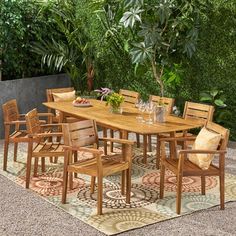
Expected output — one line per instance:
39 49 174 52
143 134 147 164
121 130 128 195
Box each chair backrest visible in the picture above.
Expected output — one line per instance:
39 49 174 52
183 101 214 124
2 99 20 123
119 89 140 105
149 95 175 115
205 122 229 151
25 109 41 134
63 119 98 147
46 87 74 103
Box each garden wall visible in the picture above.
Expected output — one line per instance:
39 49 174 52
0 74 70 139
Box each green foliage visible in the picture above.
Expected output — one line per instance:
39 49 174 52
120 0 201 95
181 0 236 139
0 0 55 80
106 92 125 110
200 88 232 126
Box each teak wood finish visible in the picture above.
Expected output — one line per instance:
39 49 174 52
62 119 134 215
156 101 215 168
43 99 203 163
159 122 229 215
107 89 140 153
2 99 53 171
25 108 64 188
46 87 75 123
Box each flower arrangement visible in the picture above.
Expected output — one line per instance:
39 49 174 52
106 92 124 113
94 87 113 101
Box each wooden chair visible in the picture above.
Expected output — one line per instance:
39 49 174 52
104 89 140 153
25 108 64 188
2 99 53 171
159 122 229 214
146 95 175 153
156 101 215 168
46 87 75 123
62 119 134 215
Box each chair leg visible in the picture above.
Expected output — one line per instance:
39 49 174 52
136 133 140 148
148 135 152 152
69 173 73 190
3 140 9 171
62 170 69 204
33 157 39 177
121 170 126 195
143 134 148 164
97 175 103 215
26 142 33 189
13 143 18 162
103 128 108 155
110 129 114 153
126 168 131 204
219 174 225 210
176 174 183 214
41 157 46 173
91 176 96 194
201 176 206 195
159 164 165 199
74 151 78 178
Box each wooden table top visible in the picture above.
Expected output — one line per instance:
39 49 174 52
43 99 203 135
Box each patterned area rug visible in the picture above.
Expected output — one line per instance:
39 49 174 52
0 142 236 235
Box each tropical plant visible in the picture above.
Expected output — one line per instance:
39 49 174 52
200 88 232 124
32 0 95 92
120 0 202 96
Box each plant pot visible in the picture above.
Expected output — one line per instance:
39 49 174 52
109 106 123 114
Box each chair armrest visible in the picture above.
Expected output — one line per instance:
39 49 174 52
63 145 103 155
4 120 26 125
99 137 134 145
40 123 63 128
179 149 227 155
38 112 54 117
28 132 63 138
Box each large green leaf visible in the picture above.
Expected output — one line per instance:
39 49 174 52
130 42 153 64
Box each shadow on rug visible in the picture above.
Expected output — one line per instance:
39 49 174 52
0 143 236 235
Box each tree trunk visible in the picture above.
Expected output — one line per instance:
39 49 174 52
151 59 164 97
87 63 94 92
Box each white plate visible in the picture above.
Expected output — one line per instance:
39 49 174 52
72 102 92 107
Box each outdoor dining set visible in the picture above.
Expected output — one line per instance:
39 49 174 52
2 87 229 215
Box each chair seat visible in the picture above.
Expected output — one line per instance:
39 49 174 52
67 154 129 176
33 142 64 156
164 158 220 176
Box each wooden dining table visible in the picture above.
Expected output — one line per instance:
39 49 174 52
43 99 203 163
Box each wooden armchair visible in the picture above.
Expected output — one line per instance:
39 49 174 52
25 108 64 188
62 119 134 215
156 101 215 168
46 87 76 123
104 89 140 153
159 122 229 214
2 99 53 171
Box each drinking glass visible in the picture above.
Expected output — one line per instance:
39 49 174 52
146 102 154 124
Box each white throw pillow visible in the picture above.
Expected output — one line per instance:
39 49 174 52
188 127 221 170
52 90 76 102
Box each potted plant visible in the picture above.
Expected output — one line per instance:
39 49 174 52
106 92 124 114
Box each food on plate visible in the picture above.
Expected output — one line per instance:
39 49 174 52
73 97 90 105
